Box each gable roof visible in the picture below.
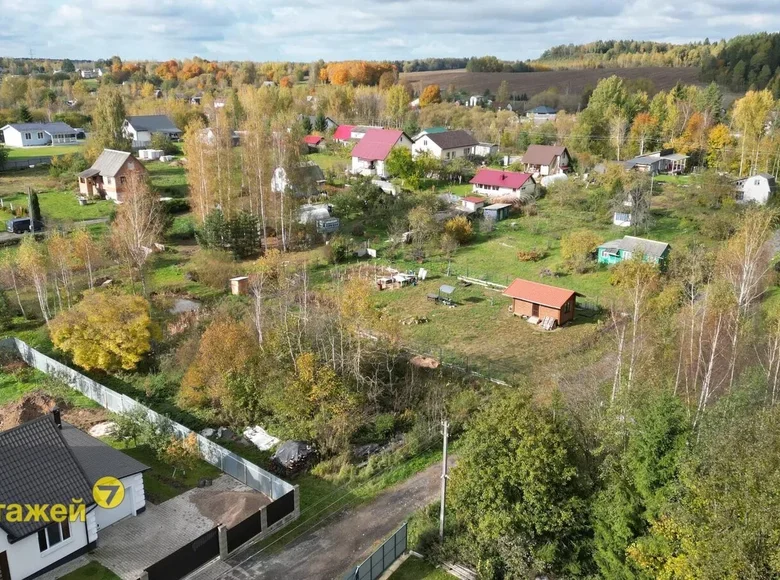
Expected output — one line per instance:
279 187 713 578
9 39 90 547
332 125 354 140
530 106 557 115
303 135 324 145
503 279 580 310
521 145 567 166
470 168 533 189
125 115 180 133
599 236 670 260
0 415 94 540
1 122 76 134
462 196 486 203
79 149 137 178
421 130 478 150
351 129 406 161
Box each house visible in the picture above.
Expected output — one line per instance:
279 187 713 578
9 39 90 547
503 278 581 326
469 168 536 199
350 129 413 178
0 412 148 580
78 69 102 79
303 135 325 152
78 149 148 202
624 150 689 175
411 127 447 141
199 127 240 147
526 106 558 123
461 196 486 212
412 130 478 160
332 125 355 144
0 122 78 147
122 115 181 148
483 202 512 221
350 126 382 140
598 236 671 267
272 162 326 198
474 143 498 157
735 173 777 204
468 95 488 107
521 145 570 176
301 115 338 131
298 203 339 233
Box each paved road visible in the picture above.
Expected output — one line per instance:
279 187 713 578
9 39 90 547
0 218 110 244
195 458 451 580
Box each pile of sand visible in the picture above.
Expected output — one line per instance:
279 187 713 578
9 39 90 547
191 490 270 529
0 391 108 431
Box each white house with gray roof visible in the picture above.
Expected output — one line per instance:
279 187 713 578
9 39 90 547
122 115 181 148
0 122 78 147
735 173 777 205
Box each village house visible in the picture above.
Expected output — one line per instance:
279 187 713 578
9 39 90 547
199 127 241 147
469 168 536 199
0 412 148 580
503 278 582 327
350 126 382 140
461 196 486 212
735 173 777 204
350 129 413 178
521 145 570 176
411 127 447 141
624 149 689 175
526 105 558 123
272 162 326 198
597 236 671 267
412 130 478 160
122 115 181 148
303 135 325 152
0 122 78 147
473 143 498 157
332 125 355 144
78 149 148 202
301 115 339 131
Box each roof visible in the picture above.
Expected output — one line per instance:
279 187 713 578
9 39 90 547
521 145 567 166
420 130 478 150
125 115 180 133
462 196 486 203
470 168 533 189
662 153 689 161
599 236 670 260
1 122 76 134
422 127 448 134
439 284 456 295
80 149 134 178
530 106 557 115
484 203 512 210
303 135 324 145
351 129 406 161
332 125 354 140
503 279 580 310
0 416 94 540
60 422 148 485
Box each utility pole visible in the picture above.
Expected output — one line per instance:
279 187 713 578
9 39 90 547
439 419 449 542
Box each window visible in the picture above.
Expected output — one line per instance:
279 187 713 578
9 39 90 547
563 301 571 313
120 176 127 185
24 133 31 140
106 177 112 184
38 521 70 552
37 132 44 139
755 179 761 185
464 148 470 155
423 139 428 146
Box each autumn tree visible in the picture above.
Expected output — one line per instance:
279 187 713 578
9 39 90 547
443 215 473 244
183 117 213 223
385 85 411 122
561 230 601 273
732 89 775 175
86 85 131 161
496 80 510 104
16 236 50 322
706 123 733 169
49 291 155 372
419 84 442 107
163 433 199 478
110 172 164 294
628 112 658 156
71 229 101 290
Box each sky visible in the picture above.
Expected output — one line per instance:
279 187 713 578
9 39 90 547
1 0 779 62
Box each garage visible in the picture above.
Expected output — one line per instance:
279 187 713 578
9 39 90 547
96 484 135 530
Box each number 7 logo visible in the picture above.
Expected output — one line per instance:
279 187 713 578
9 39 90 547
92 476 125 509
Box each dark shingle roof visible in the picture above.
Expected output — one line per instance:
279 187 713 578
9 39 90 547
2 122 76 134
0 416 94 540
60 422 148 485
521 145 567 166
423 130 478 150
125 115 180 133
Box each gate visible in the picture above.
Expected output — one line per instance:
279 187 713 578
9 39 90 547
144 527 219 580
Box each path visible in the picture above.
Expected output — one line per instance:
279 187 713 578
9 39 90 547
193 458 452 580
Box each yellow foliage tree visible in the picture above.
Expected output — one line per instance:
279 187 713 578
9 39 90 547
561 230 602 273
419 84 442 107
443 215 473 244
49 291 155 372
162 433 200 478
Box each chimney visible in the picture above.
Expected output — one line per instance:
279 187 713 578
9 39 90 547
52 407 62 429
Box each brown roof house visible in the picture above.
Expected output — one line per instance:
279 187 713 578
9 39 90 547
503 278 582 328
521 145 570 176
78 149 148 202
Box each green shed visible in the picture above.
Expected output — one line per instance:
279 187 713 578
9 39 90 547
598 236 670 267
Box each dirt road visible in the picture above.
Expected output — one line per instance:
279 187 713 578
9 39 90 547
196 459 451 580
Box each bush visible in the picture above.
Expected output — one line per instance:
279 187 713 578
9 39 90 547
161 198 190 214
325 235 350 264
374 413 396 439
49 153 88 178
443 215 474 244
186 249 237 290
150 132 178 155
351 223 365 237
516 248 547 262
561 230 601 273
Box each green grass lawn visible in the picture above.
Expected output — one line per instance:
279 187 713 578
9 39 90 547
103 438 221 504
0 190 115 223
6 144 85 159
59 561 121 580
145 160 188 198
0 361 102 409
307 151 350 172
390 557 455 579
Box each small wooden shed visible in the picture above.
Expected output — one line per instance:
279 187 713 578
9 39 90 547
231 276 249 296
503 278 582 326
483 203 511 222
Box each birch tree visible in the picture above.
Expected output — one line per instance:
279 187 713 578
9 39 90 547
16 236 50 322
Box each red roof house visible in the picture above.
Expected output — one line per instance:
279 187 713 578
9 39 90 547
303 135 324 145
332 125 355 142
469 168 536 199
503 279 582 326
350 129 413 178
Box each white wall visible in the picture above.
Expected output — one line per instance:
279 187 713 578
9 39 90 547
2 127 51 147
95 473 145 531
741 177 772 204
412 138 442 158
472 180 535 199
0 512 94 580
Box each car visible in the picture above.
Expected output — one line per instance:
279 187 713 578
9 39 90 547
6 218 44 234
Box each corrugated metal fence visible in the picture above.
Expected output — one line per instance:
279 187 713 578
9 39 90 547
344 523 407 580
0 337 295 501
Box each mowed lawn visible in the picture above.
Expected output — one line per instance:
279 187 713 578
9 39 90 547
0 190 115 223
145 160 188 198
6 144 85 159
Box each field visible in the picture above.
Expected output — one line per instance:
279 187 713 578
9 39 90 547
6 144 84 159
400 67 701 96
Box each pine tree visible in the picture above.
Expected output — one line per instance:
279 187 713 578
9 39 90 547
301 116 313 134
314 112 327 132
27 189 41 226
16 104 32 123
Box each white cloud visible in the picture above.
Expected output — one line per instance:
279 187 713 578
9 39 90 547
0 0 777 61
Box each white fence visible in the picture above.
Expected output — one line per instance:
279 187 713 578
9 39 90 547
1 337 295 501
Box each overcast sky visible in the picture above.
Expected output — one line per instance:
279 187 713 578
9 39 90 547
1 0 779 62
